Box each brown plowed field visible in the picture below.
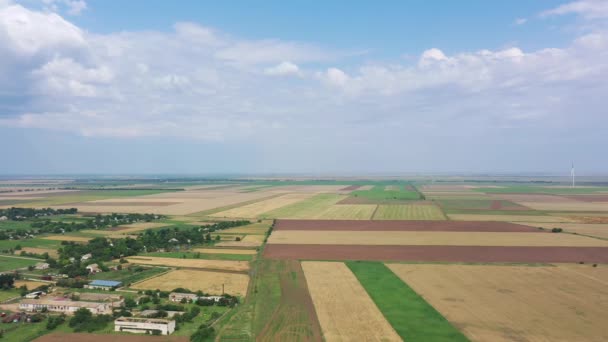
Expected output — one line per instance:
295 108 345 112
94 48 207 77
264 244 608 263
34 333 188 342
274 219 541 232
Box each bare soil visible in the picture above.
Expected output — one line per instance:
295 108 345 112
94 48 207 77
264 244 608 263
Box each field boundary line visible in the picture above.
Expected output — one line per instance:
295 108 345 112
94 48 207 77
127 268 174 287
370 204 380 220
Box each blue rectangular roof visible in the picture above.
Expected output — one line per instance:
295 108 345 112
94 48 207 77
89 280 122 287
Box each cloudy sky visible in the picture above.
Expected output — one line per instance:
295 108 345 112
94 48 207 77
1 0 607 175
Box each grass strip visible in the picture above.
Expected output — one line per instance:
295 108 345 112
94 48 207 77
346 261 469 342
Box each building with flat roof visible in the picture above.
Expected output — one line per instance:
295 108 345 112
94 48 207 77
19 299 112 315
115 317 176 335
169 292 198 302
85 279 122 290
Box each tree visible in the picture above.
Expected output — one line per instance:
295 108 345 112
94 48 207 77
124 297 137 308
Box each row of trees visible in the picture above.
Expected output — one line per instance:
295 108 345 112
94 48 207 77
0 207 77 220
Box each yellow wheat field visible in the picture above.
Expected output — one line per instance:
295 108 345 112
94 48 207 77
43 235 91 242
113 222 168 233
17 247 58 258
387 263 608 342
447 214 576 223
131 269 249 296
302 262 401 342
267 230 608 247
210 193 314 218
14 280 50 290
125 256 249 272
192 248 257 255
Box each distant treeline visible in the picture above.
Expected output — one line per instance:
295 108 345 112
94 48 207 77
0 207 77 220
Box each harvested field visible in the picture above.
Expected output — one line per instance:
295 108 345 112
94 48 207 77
256 260 323 342
215 240 261 248
373 204 445 220
439 199 531 211
519 222 608 239
75 201 178 206
210 193 314 218
14 280 50 289
192 248 257 255
265 244 608 263
302 261 401 342
17 247 58 258
274 219 542 232
516 201 608 212
242 234 265 243
569 215 608 224
314 204 376 220
267 230 608 247
131 269 249 296
34 333 188 342
42 235 91 242
387 263 608 342
488 193 572 202
125 256 249 272
110 222 168 232
564 194 608 202
262 194 346 219
448 214 575 223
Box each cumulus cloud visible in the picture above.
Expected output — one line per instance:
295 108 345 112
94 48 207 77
514 18 527 25
541 0 608 19
0 0 607 164
264 61 301 76
42 0 87 16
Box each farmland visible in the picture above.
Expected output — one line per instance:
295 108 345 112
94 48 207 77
124 256 250 272
373 203 446 220
388 263 608 342
131 269 249 296
0 255 41 272
262 193 346 218
302 261 401 342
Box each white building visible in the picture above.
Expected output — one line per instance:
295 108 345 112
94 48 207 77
114 317 176 335
81 253 92 261
169 292 198 302
34 262 50 270
19 299 112 315
86 263 100 273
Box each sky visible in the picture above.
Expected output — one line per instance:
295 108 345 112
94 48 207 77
1 0 607 175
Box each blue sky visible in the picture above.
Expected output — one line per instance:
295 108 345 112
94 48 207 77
1 0 607 174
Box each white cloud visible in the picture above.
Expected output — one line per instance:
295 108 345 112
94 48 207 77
42 0 87 16
541 0 608 19
264 61 301 76
514 18 527 25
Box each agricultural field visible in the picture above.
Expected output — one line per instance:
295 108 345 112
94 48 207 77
109 221 168 233
90 266 168 285
387 263 608 342
373 203 446 220
17 247 59 258
192 248 258 255
216 221 271 234
13 280 49 290
42 235 92 242
313 204 376 220
342 185 420 204
124 255 250 271
437 199 531 212
131 269 249 296
0 255 41 272
447 214 574 222
210 193 314 218
262 193 346 219
519 222 608 239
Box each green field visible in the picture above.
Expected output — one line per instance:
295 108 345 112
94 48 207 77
0 319 51 342
0 238 61 251
0 288 20 302
91 266 168 285
346 261 468 342
373 204 446 220
315 204 376 220
142 251 254 261
0 220 34 231
262 193 344 219
0 255 42 272
350 185 421 203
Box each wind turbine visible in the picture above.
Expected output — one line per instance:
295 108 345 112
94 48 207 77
571 162 575 188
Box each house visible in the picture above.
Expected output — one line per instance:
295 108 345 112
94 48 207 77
200 295 223 303
115 317 176 335
85 279 122 291
169 292 198 303
168 238 179 243
19 299 112 315
81 253 92 261
86 263 101 273
34 262 50 270
25 291 46 299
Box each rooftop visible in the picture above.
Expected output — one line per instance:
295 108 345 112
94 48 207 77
89 280 122 287
115 316 173 324
20 299 105 308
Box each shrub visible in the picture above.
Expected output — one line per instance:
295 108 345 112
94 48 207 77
551 228 563 233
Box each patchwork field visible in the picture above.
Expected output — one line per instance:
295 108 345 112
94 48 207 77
124 256 250 272
131 269 249 296
387 263 608 342
267 230 608 246
515 201 608 212
313 204 376 219
373 203 446 220
519 222 608 239
262 194 346 219
302 261 401 342
210 193 314 218
217 221 270 234
192 248 258 255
